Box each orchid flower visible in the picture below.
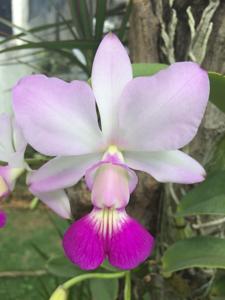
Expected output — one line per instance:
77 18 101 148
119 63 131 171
12 33 209 270
0 113 27 227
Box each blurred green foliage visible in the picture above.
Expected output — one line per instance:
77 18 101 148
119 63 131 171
0 0 132 77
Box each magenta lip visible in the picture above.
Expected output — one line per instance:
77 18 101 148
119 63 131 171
63 208 155 270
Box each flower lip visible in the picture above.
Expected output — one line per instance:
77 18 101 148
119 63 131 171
85 145 137 193
63 207 155 270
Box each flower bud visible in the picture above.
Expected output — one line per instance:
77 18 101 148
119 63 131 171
49 286 68 300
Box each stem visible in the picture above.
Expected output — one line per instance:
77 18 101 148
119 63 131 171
192 217 225 229
62 272 125 290
124 271 131 300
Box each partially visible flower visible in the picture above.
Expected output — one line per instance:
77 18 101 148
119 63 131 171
0 210 7 228
0 114 26 197
0 113 27 227
13 33 209 269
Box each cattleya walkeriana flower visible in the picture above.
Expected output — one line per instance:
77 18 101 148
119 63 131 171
12 33 209 270
0 113 27 227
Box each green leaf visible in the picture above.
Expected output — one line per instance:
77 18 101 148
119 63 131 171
50 3 77 40
143 293 152 300
0 16 41 41
69 0 85 38
211 274 225 297
0 40 97 54
209 72 225 113
118 0 132 40
90 278 119 300
206 134 225 173
95 0 107 40
54 49 89 74
177 171 225 217
162 236 225 273
0 20 73 45
132 63 168 77
46 255 85 278
79 0 92 38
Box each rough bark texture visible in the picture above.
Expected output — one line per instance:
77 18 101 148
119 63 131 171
129 0 225 72
129 0 160 62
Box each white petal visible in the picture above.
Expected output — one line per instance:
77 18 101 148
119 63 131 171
124 150 206 184
117 62 209 151
33 189 71 219
28 153 102 193
92 33 132 140
13 75 103 156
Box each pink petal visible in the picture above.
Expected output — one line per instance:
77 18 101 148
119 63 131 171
92 33 132 141
0 210 7 228
13 75 103 156
108 214 154 270
117 62 209 151
28 153 102 193
85 162 137 209
124 150 206 184
32 189 71 219
63 212 105 270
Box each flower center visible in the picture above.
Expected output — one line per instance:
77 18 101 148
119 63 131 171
90 207 127 239
90 163 130 209
103 145 124 163
85 145 138 209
